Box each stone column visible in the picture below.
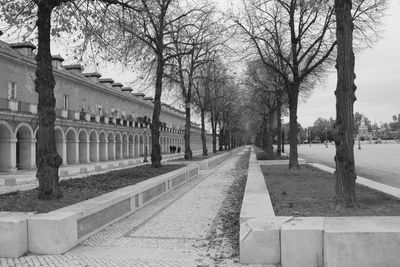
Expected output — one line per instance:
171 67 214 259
61 140 67 166
9 138 17 172
29 138 36 169
74 140 79 164
92 141 100 162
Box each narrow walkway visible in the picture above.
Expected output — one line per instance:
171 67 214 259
1 147 274 266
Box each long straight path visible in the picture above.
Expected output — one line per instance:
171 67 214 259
2 147 274 267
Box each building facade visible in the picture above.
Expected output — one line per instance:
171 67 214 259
0 41 209 172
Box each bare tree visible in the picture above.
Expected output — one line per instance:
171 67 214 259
234 0 337 168
245 59 287 156
102 0 206 167
192 53 225 156
164 6 225 159
0 0 144 198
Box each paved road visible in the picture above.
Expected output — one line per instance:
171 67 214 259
1 148 274 267
290 143 400 188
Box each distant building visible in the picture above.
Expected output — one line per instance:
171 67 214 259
0 41 208 172
358 116 370 140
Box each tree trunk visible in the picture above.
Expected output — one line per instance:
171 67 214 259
35 2 63 200
333 0 357 207
281 128 285 153
184 100 193 159
211 110 217 153
288 83 299 168
265 113 274 155
276 96 282 156
151 48 163 168
200 108 208 156
219 127 224 151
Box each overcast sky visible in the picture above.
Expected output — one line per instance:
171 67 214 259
296 1 400 127
75 0 400 128
98 0 400 127
4 0 397 128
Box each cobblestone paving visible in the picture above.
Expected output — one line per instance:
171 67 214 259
1 148 277 267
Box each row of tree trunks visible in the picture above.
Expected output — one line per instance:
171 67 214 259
200 109 208 156
184 101 193 159
276 97 282 156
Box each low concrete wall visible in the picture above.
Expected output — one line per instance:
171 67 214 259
240 146 292 264
0 164 199 257
197 149 236 170
240 146 400 267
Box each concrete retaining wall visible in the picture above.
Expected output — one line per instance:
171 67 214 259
240 146 400 267
197 150 236 170
0 164 199 257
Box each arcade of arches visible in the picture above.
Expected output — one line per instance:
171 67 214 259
0 120 187 172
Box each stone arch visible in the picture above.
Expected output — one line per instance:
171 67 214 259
54 126 65 165
128 134 134 158
107 131 115 160
134 134 139 157
89 130 99 162
122 132 128 158
66 127 78 164
139 134 144 156
0 120 13 171
115 132 122 160
14 123 35 170
78 129 89 163
99 131 107 161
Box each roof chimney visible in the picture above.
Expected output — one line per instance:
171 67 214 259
112 82 123 90
133 92 145 100
121 87 133 93
83 72 102 83
9 42 36 57
64 64 84 76
144 96 154 102
51 54 64 70
99 78 114 88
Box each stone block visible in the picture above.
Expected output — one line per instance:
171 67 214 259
240 216 291 264
79 167 88 174
324 217 400 267
59 170 69 177
4 177 16 186
28 212 78 254
240 192 274 223
281 217 324 267
0 212 31 257
94 165 102 171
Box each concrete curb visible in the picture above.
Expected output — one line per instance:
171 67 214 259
0 164 199 257
240 146 400 267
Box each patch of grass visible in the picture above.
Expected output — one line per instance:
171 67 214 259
256 151 288 160
0 164 184 213
262 165 400 216
207 149 250 262
172 150 226 162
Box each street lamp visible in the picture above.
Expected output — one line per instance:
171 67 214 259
358 134 361 150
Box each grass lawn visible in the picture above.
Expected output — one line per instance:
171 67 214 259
262 165 400 216
0 164 185 213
